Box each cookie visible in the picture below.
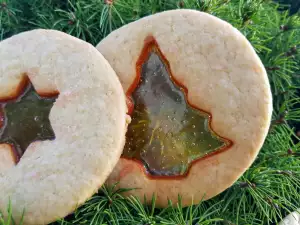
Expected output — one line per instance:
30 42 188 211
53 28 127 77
279 210 300 225
0 29 127 224
96 9 272 207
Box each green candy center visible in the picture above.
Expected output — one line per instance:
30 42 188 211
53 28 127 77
123 51 228 176
0 83 57 161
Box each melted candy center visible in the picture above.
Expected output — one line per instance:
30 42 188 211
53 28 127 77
123 43 231 176
0 82 57 162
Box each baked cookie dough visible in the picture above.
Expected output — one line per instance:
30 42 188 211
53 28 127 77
279 209 300 225
0 29 127 224
96 9 272 207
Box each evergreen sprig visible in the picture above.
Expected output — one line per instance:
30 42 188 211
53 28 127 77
0 0 299 224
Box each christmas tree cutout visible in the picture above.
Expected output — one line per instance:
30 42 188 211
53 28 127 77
123 38 232 176
0 80 57 162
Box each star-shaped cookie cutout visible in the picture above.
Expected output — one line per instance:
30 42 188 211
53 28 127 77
0 79 57 163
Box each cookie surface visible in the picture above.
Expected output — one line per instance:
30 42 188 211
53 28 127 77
0 29 127 224
279 210 300 225
96 9 272 207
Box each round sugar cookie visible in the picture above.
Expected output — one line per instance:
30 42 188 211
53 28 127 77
96 9 272 207
0 29 127 224
279 209 300 225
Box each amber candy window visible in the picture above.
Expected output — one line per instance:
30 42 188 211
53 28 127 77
122 38 232 177
0 80 57 163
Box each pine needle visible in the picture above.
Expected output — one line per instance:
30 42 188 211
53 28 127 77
0 0 299 224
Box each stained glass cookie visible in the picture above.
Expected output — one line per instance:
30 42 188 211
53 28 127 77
0 29 127 224
96 9 272 207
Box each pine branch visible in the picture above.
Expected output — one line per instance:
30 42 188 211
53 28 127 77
0 200 24 225
0 0 299 225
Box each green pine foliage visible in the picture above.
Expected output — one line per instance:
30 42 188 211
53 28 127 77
0 0 299 224
275 0 300 15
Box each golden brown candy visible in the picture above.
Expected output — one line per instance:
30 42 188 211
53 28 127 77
123 38 231 176
0 80 57 162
